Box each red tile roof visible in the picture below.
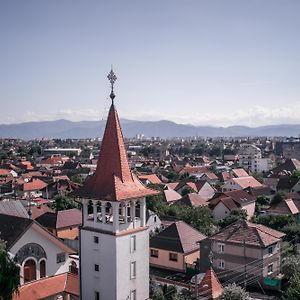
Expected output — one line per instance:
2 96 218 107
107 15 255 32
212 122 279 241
13 273 79 300
75 104 158 201
231 176 262 189
232 168 249 178
56 208 82 229
163 188 182 203
31 204 54 220
198 268 223 299
177 193 209 208
268 198 300 215
150 220 206 254
138 174 162 184
211 220 285 247
21 178 48 191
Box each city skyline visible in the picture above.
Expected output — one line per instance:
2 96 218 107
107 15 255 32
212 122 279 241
1 1 300 126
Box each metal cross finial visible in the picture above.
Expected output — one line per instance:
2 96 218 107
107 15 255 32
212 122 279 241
107 68 117 104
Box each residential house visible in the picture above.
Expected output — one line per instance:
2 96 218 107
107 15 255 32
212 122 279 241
16 178 48 198
276 176 300 193
36 208 82 239
267 198 300 222
209 190 256 221
163 187 182 203
269 158 300 177
196 181 216 200
138 173 162 185
231 168 249 178
146 209 162 235
222 176 262 192
176 193 209 208
150 221 206 272
199 220 285 286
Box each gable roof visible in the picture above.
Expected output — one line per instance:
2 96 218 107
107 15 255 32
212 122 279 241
13 272 79 300
163 188 182 203
150 221 206 254
0 214 74 253
20 178 48 191
0 200 29 218
231 176 262 189
138 174 162 184
268 198 300 215
30 204 54 220
198 268 223 299
276 176 299 190
0 214 32 249
56 208 82 229
177 193 209 208
210 190 255 209
210 219 285 248
74 104 158 201
270 158 300 177
232 168 249 178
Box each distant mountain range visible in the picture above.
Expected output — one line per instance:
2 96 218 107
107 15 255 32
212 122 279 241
0 119 300 139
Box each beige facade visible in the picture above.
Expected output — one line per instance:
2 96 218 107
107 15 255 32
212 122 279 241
150 247 199 272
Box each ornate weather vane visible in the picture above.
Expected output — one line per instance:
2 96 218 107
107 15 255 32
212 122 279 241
107 68 117 104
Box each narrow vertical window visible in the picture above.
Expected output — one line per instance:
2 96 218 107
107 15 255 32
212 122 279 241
130 261 136 279
130 235 136 252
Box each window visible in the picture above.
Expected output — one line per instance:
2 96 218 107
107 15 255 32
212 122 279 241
267 264 273 274
130 235 136 252
95 291 100 300
131 290 136 300
218 260 225 269
218 243 225 253
56 253 66 263
150 249 159 258
130 261 136 279
94 264 99 272
169 252 178 262
268 246 273 255
94 236 99 244
40 260 46 278
154 216 157 222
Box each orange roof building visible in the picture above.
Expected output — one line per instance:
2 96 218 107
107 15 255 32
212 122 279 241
197 268 223 299
75 104 158 201
13 272 79 300
78 70 158 300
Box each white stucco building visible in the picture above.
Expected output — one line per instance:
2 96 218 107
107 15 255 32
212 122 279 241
0 214 75 286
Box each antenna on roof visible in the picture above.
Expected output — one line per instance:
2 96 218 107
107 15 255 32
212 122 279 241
107 67 117 105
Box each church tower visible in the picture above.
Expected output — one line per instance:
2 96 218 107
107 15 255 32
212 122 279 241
76 70 158 300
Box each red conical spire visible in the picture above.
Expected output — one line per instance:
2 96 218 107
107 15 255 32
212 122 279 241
76 72 158 201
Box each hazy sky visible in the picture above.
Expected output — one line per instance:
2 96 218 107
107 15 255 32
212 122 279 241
1 1 300 127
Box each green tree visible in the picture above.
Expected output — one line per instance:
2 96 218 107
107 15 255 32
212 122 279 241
292 170 300 179
0 240 20 300
221 283 250 300
69 175 84 185
284 274 300 300
256 195 270 206
271 193 283 205
282 224 300 246
181 187 193 196
209 147 222 157
253 214 295 232
52 195 80 211
219 209 247 229
282 256 300 280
